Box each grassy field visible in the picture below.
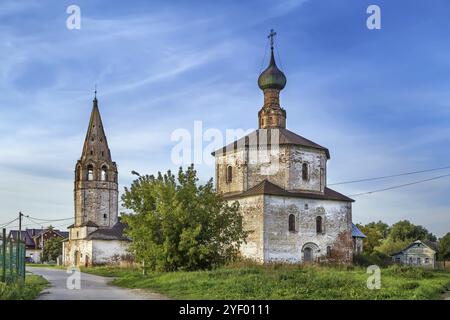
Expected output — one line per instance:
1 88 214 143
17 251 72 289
81 263 450 300
0 274 48 300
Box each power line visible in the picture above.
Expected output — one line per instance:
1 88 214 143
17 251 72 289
349 172 450 197
329 165 450 186
27 216 72 222
0 217 19 228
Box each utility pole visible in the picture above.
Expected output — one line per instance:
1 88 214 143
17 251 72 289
16 212 23 278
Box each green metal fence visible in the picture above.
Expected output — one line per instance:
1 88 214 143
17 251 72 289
1 228 26 283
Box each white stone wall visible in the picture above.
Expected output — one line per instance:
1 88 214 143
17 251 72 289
263 196 353 263
92 240 130 265
231 195 265 262
63 239 93 266
216 145 327 195
288 146 326 193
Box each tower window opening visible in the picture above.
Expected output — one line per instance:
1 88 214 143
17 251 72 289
87 164 94 181
101 166 108 181
90 150 93 155
103 214 107 219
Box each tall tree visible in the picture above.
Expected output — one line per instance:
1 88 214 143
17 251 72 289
42 237 62 262
121 165 249 271
439 232 450 261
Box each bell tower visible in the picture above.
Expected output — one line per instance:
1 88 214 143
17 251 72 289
74 92 118 228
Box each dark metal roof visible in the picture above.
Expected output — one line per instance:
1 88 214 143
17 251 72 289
9 228 69 247
212 128 330 159
85 221 130 241
223 180 354 202
352 224 366 238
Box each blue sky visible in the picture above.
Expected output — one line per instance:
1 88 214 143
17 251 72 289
0 0 449 237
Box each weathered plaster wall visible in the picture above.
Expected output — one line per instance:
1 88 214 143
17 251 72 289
228 195 265 262
92 240 130 265
263 195 353 263
288 146 326 193
216 145 327 195
63 239 93 266
74 181 118 228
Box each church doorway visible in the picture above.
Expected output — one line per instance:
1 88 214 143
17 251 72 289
304 247 313 262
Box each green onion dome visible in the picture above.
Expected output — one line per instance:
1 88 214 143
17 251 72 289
258 49 287 90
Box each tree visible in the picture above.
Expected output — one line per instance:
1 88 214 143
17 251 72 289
356 224 384 254
389 220 436 242
121 165 249 271
42 237 62 262
439 232 450 261
365 221 390 238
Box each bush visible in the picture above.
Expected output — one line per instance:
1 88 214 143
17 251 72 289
353 252 392 267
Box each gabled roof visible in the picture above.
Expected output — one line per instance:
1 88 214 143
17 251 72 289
85 221 129 241
212 128 330 159
391 240 438 256
352 224 366 238
223 180 354 202
9 228 69 247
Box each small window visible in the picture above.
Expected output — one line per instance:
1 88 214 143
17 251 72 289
288 214 295 232
87 165 94 180
304 203 308 210
226 165 233 183
326 246 331 257
316 216 323 234
90 150 93 155
101 151 104 157
417 257 421 265
425 258 430 264
302 163 309 181
103 214 107 219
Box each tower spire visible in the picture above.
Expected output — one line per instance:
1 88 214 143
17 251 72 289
257 29 287 129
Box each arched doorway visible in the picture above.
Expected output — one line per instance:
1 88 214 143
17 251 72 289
304 247 313 262
302 242 319 263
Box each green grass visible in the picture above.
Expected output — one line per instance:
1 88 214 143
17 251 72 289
0 274 49 300
80 263 450 300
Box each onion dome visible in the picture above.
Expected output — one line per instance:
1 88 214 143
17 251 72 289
258 49 287 91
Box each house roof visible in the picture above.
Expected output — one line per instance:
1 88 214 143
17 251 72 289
212 128 330 159
85 221 130 241
352 224 366 238
223 179 354 202
9 228 69 247
391 240 438 256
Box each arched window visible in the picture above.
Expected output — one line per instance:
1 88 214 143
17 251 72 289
101 165 108 181
288 214 295 232
226 165 233 183
302 163 308 181
316 216 323 234
326 246 331 257
87 164 94 181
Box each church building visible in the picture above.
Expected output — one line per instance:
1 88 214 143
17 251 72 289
213 32 355 263
62 94 129 266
